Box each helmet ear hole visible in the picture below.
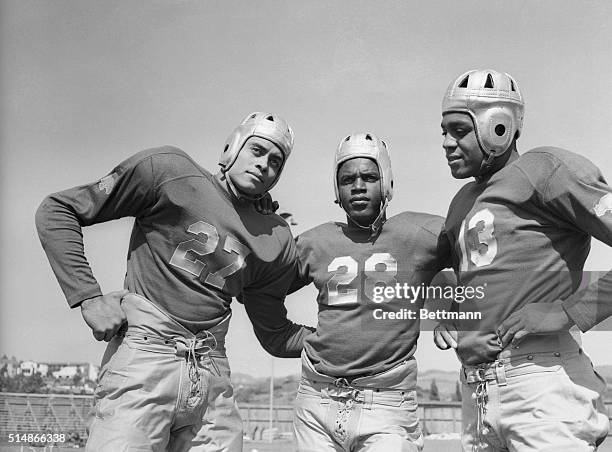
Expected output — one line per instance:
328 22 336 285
266 115 274 121
495 124 506 136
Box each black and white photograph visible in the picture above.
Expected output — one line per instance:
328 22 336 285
1 1 612 451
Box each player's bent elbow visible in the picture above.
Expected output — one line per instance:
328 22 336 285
258 337 297 358
267 348 299 358
34 197 54 239
261 341 287 358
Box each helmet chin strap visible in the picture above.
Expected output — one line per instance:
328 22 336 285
344 197 389 237
475 150 498 183
221 170 266 202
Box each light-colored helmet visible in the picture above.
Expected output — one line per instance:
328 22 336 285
333 132 394 205
219 112 295 190
442 69 524 158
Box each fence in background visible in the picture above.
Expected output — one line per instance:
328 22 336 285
1 393 611 443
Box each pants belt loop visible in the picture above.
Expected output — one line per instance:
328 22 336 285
362 389 373 410
320 386 331 405
495 361 507 387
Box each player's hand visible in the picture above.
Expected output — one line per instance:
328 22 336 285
80 290 129 342
433 323 458 350
254 193 279 215
497 300 575 348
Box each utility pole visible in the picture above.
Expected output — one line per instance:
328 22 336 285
268 357 274 443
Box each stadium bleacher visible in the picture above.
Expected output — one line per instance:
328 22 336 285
0 393 90 442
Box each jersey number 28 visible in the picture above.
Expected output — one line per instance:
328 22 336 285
326 253 397 306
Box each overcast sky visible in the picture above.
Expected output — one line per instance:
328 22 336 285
1 0 611 377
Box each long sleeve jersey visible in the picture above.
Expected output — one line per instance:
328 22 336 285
291 212 451 379
35 146 311 357
444 147 612 365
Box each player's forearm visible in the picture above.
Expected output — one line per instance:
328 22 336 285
35 195 102 307
254 322 315 358
562 270 612 332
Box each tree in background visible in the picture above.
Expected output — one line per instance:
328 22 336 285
72 372 83 387
0 373 47 393
453 380 462 402
429 379 440 401
21 374 47 393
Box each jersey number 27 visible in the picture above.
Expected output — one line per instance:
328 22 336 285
169 221 250 290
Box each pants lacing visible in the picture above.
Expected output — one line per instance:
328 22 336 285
124 330 220 408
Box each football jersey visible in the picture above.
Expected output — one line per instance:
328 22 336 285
444 147 612 365
36 146 309 355
292 211 451 379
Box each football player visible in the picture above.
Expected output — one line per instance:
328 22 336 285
435 69 612 451
35 112 314 452
290 133 451 451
